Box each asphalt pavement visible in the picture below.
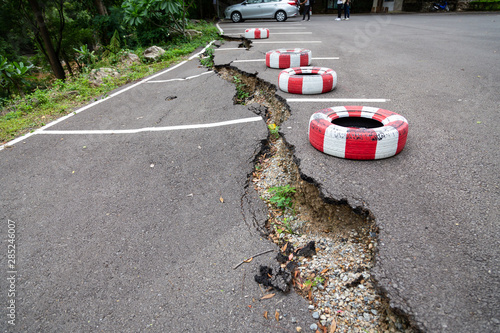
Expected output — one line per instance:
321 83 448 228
217 13 499 332
0 12 499 333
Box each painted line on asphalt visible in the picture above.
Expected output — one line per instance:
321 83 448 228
233 57 339 63
147 71 214 83
0 40 218 151
287 98 390 103
225 32 312 36
222 27 307 31
214 48 246 51
253 41 322 44
38 117 264 135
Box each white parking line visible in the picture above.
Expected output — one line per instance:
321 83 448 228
233 57 339 63
214 48 246 51
0 40 220 151
253 41 322 44
287 98 390 103
225 32 312 36
222 27 307 30
38 117 263 135
147 71 214 83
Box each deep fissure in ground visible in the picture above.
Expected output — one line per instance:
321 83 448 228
213 63 416 332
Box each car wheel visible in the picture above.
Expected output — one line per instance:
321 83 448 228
275 10 287 22
231 12 242 23
308 106 409 160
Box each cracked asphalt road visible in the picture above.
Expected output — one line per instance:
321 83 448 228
217 13 499 332
1 12 498 333
0 59 313 332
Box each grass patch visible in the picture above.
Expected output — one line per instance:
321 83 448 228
0 22 220 144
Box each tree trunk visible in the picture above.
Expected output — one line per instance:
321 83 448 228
94 0 108 16
27 0 66 80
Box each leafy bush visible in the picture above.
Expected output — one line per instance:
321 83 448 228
0 55 33 97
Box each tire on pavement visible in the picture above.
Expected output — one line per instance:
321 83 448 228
308 106 409 160
244 28 269 39
266 49 312 69
278 67 337 94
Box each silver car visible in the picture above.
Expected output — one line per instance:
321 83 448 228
224 0 299 23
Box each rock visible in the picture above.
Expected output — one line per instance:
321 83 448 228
143 46 166 61
89 68 120 86
185 29 202 37
309 323 318 331
312 312 319 319
120 52 141 66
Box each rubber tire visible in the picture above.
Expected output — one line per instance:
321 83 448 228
266 48 312 69
275 10 287 22
245 28 269 39
278 67 337 95
308 106 409 160
231 12 242 23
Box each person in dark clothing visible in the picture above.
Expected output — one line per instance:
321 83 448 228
301 0 311 21
344 0 350 20
335 0 344 20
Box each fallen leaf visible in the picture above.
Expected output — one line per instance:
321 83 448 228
243 257 253 263
288 253 294 260
281 243 288 252
220 197 224 203
275 310 279 322
263 311 268 319
321 268 329 274
329 318 337 333
261 293 275 300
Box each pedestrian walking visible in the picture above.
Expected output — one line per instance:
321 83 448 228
301 0 311 21
335 0 344 21
344 0 350 20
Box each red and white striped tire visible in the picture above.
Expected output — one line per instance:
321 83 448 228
278 67 337 94
266 49 312 69
308 106 409 160
244 28 269 39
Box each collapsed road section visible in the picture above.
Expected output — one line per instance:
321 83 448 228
208 53 416 332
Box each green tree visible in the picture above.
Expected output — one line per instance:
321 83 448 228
122 0 196 43
24 0 66 80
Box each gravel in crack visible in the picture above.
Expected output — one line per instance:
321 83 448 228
213 65 414 332
253 137 414 333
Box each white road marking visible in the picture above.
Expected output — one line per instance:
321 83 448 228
222 27 307 31
233 57 339 63
253 41 322 44
147 71 214 83
0 40 218 151
214 48 246 51
38 117 264 135
287 98 390 103
225 32 312 35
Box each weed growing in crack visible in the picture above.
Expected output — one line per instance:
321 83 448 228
272 217 298 236
233 75 250 104
303 275 325 290
268 123 279 140
268 185 296 211
200 46 214 68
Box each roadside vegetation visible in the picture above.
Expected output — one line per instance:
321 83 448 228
0 0 219 144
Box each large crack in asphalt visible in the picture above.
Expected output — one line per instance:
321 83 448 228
209 59 418 332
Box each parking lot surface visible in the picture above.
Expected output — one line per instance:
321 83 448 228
217 13 499 332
